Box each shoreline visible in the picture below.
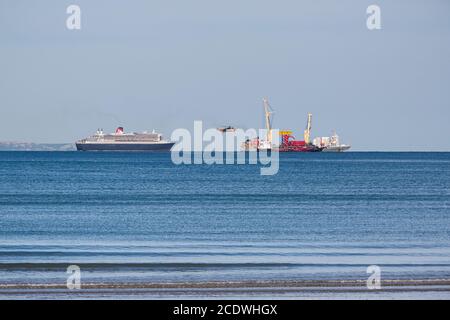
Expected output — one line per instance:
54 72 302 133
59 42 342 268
1 279 450 299
2 278 450 289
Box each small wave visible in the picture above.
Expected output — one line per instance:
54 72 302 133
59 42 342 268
2 262 450 271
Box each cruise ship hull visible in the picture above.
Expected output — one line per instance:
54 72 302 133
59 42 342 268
76 142 174 152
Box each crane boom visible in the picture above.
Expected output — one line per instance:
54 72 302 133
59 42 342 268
304 113 312 144
263 98 273 143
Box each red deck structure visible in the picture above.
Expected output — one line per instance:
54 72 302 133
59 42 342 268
278 131 322 152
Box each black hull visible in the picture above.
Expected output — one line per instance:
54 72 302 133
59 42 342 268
76 142 174 152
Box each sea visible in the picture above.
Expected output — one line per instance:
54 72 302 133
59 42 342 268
0 151 449 299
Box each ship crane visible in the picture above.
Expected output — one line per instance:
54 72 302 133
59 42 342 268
240 98 274 151
263 98 274 144
303 113 312 144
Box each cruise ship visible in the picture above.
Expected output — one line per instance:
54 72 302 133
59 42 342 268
76 127 174 151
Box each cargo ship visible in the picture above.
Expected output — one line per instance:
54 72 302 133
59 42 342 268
76 127 174 151
242 98 351 152
241 99 322 152
278 113 322 152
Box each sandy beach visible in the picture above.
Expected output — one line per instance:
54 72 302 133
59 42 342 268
1 279 450 299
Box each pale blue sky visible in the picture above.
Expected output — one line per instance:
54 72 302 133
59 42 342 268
1 0 449 150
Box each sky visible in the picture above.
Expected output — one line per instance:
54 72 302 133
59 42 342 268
0 0 449 150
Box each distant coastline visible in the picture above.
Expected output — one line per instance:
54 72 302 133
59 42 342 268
0 142 75 151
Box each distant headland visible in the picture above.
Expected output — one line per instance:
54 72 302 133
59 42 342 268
0 141 75 151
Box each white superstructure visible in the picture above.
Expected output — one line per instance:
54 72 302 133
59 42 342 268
313 132 351 152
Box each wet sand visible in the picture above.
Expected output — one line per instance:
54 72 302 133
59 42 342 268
1 279 450 299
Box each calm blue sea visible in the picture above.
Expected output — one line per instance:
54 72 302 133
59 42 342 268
0 152 449 291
